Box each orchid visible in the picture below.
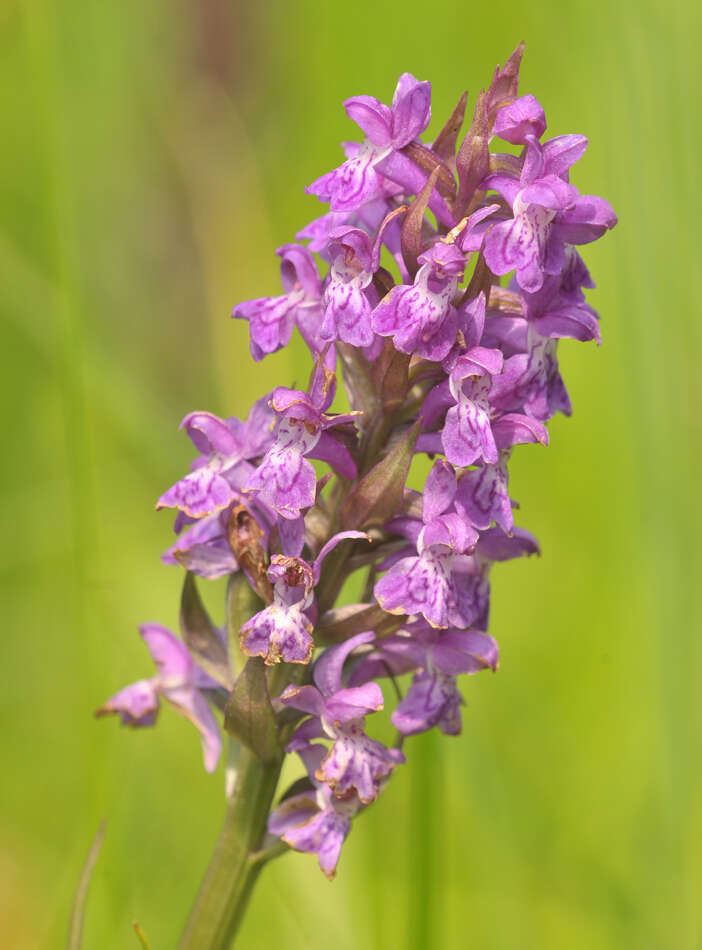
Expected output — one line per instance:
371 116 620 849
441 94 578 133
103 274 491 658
306 73 431 213
96 623 222 772
99 46 616 947
232 244 324 360
281 632 404 803
244 362 358 520
320 226 377 347
483 110 617 293
268 745 362 879
350 621 499 736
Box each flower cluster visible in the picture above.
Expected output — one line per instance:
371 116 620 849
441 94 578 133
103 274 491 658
99 46 615 879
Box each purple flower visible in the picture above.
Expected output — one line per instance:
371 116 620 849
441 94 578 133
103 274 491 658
558 246 596 300
233 245 324 360
156 414 249 519
241 556 315 665
240 531 368 665
96 624 222 772
372 243 466 361
441 291 488 374
281 632 404 803
244 410 321 522
351 623 499 735
462 526 541 629
441 347 504 467
297 210 352 253
268 746 361 879
320 226 376 347
307 73 431 213
455 205 502 255
483 135 617 293
111 58 618 887
455 455 513 532
297 193 404 262
162 508 239 579
422 457 458 522
493 94 547 145
374 462 480 629
227 394 280 457
156 396 276 519
244 364 359 521
521 272 602 344
401 668 466 734
490 327 571 422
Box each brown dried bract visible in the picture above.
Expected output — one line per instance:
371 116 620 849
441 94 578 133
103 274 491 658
227 505 273 603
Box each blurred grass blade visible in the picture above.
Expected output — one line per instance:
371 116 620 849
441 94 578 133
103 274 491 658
410 732 441 950
66 820 107 950
133 922 153 949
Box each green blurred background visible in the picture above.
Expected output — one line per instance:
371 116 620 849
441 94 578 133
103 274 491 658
2 0 700 947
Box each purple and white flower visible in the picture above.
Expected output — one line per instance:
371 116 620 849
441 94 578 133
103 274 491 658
156 395 276 519
483 130 617 293
490 326 572 422
96 624 222 772
351 622 499 735
244 363 359 521
104 55 618 886
441 346 504 467
281 632 404 803
307 73 431 213
268 745 361 879
233 244 324 360
372 242 466 361
320 226 376 347
374 461 481 629
241 531 369 665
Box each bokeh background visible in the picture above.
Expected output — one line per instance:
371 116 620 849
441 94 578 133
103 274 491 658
2 0 700 947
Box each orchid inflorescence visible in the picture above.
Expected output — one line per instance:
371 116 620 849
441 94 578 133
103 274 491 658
99 45 616 882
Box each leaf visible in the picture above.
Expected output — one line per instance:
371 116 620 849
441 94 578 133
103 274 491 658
486 41 525 124
456 91 489 214
462 253 494 303
67 820 106 950
276 775 316 803
226 572 264 672
180 572 233 690
316 602 404 644
401 141 457 199
401 166 440 279
488 152 522 178
339 420 421 530
345 539 409 573
336 342 377 416
224 657 280 763
432 91 468 162
371 266 396 303
371 341 410 412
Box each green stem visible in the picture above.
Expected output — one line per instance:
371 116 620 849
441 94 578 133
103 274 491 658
358 409 394 476
177 748 284 950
